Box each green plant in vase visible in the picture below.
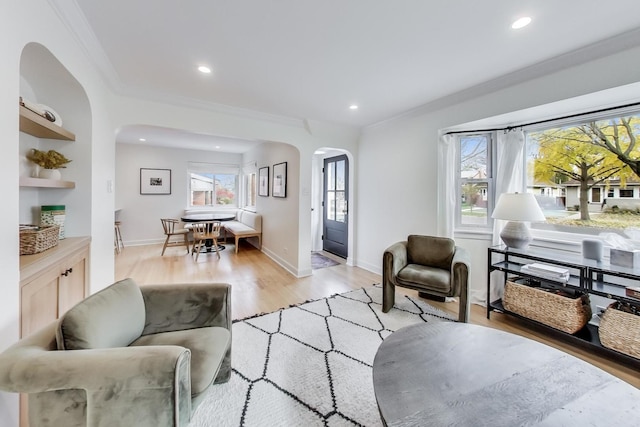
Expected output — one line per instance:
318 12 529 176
27 148 72 180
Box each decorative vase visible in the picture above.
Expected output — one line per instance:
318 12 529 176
39 168 61 180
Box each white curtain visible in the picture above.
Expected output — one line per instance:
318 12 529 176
437 133 457 238
488 129 525 303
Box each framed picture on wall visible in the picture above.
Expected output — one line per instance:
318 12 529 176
140 168 171 195
259 166 269 197
272 162 287 198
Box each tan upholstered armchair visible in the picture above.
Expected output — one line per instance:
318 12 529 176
0 279 232 427
383 235 470 322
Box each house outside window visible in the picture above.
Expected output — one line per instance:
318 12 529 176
188 162 239 208
457 133 492 229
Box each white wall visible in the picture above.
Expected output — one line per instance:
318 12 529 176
1 1 118 423
115 140 310 276
356 44 640 301
115 143 243 245
243 142 303 274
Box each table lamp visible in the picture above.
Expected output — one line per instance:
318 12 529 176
491 192 546 248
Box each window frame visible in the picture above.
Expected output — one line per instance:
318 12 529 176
243 163 257 211
187 162 240 209
455 132 495 231
523 110 640 240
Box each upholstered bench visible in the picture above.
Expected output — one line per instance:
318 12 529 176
0 278 232 427
223 210 262 254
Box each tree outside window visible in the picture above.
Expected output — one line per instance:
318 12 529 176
527 114 640 234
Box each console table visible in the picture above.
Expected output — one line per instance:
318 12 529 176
488 245 640 369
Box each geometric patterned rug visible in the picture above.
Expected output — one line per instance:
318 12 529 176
190 285 455 426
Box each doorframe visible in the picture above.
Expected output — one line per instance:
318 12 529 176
311 148 354 266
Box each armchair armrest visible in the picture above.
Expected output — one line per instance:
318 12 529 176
141 283 231 335
383 241 409 286
0 323 190 394
0 323 192 426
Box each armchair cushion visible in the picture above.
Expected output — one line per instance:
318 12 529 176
407 235 454 270
397 264 451 293
56 278 145 350
132 326 230 396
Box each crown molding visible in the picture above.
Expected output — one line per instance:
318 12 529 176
48 0 125 93
364 26 640 132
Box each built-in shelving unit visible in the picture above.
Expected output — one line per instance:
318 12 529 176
19 176 75 189
19 105 75 141
19 104 76 188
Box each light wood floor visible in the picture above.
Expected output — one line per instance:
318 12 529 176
115 242 640 389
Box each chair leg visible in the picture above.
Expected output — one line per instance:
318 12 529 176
161 236 170 256
183 233 190 254
235 237 240 254
212 237 221 259
382 281 395 313
458 282 470 323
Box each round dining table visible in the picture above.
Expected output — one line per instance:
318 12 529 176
181 213 236 251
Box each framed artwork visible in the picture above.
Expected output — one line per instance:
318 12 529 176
140 168 171 195
272 162 287 198
258 166 270 197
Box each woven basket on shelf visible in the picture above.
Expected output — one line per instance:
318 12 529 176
599 305 640 360
503 280 592 334
19 225 60 255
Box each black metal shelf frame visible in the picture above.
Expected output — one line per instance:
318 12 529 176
487 245 640 370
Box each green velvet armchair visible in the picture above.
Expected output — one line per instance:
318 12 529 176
383 235 470 322
0 278 232 427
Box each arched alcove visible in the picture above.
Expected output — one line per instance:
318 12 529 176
19 42 92 236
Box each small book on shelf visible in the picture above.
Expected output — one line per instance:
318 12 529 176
626 286 640 300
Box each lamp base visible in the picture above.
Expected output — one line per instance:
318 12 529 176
500 221 532 249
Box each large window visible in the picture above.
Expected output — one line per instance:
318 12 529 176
457 133 492 228
526 113 640 236
188 162 239 208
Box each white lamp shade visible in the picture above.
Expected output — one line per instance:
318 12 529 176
491 193 546 222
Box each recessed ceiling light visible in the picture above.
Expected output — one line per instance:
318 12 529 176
139 138 146 142
215 146 221 149
198 65 212 74
349 105 359 110
511 17 532 29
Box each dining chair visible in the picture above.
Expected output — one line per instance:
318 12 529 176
160 218 190 256
191 220 222 261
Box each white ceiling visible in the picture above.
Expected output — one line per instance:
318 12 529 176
53 0 640 151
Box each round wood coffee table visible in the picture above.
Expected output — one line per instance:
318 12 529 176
372 322 640 426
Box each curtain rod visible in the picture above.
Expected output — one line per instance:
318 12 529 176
444 100 640 136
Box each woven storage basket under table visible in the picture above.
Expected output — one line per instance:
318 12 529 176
19 224 60 255
599 304 640 360
503 280 592 334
